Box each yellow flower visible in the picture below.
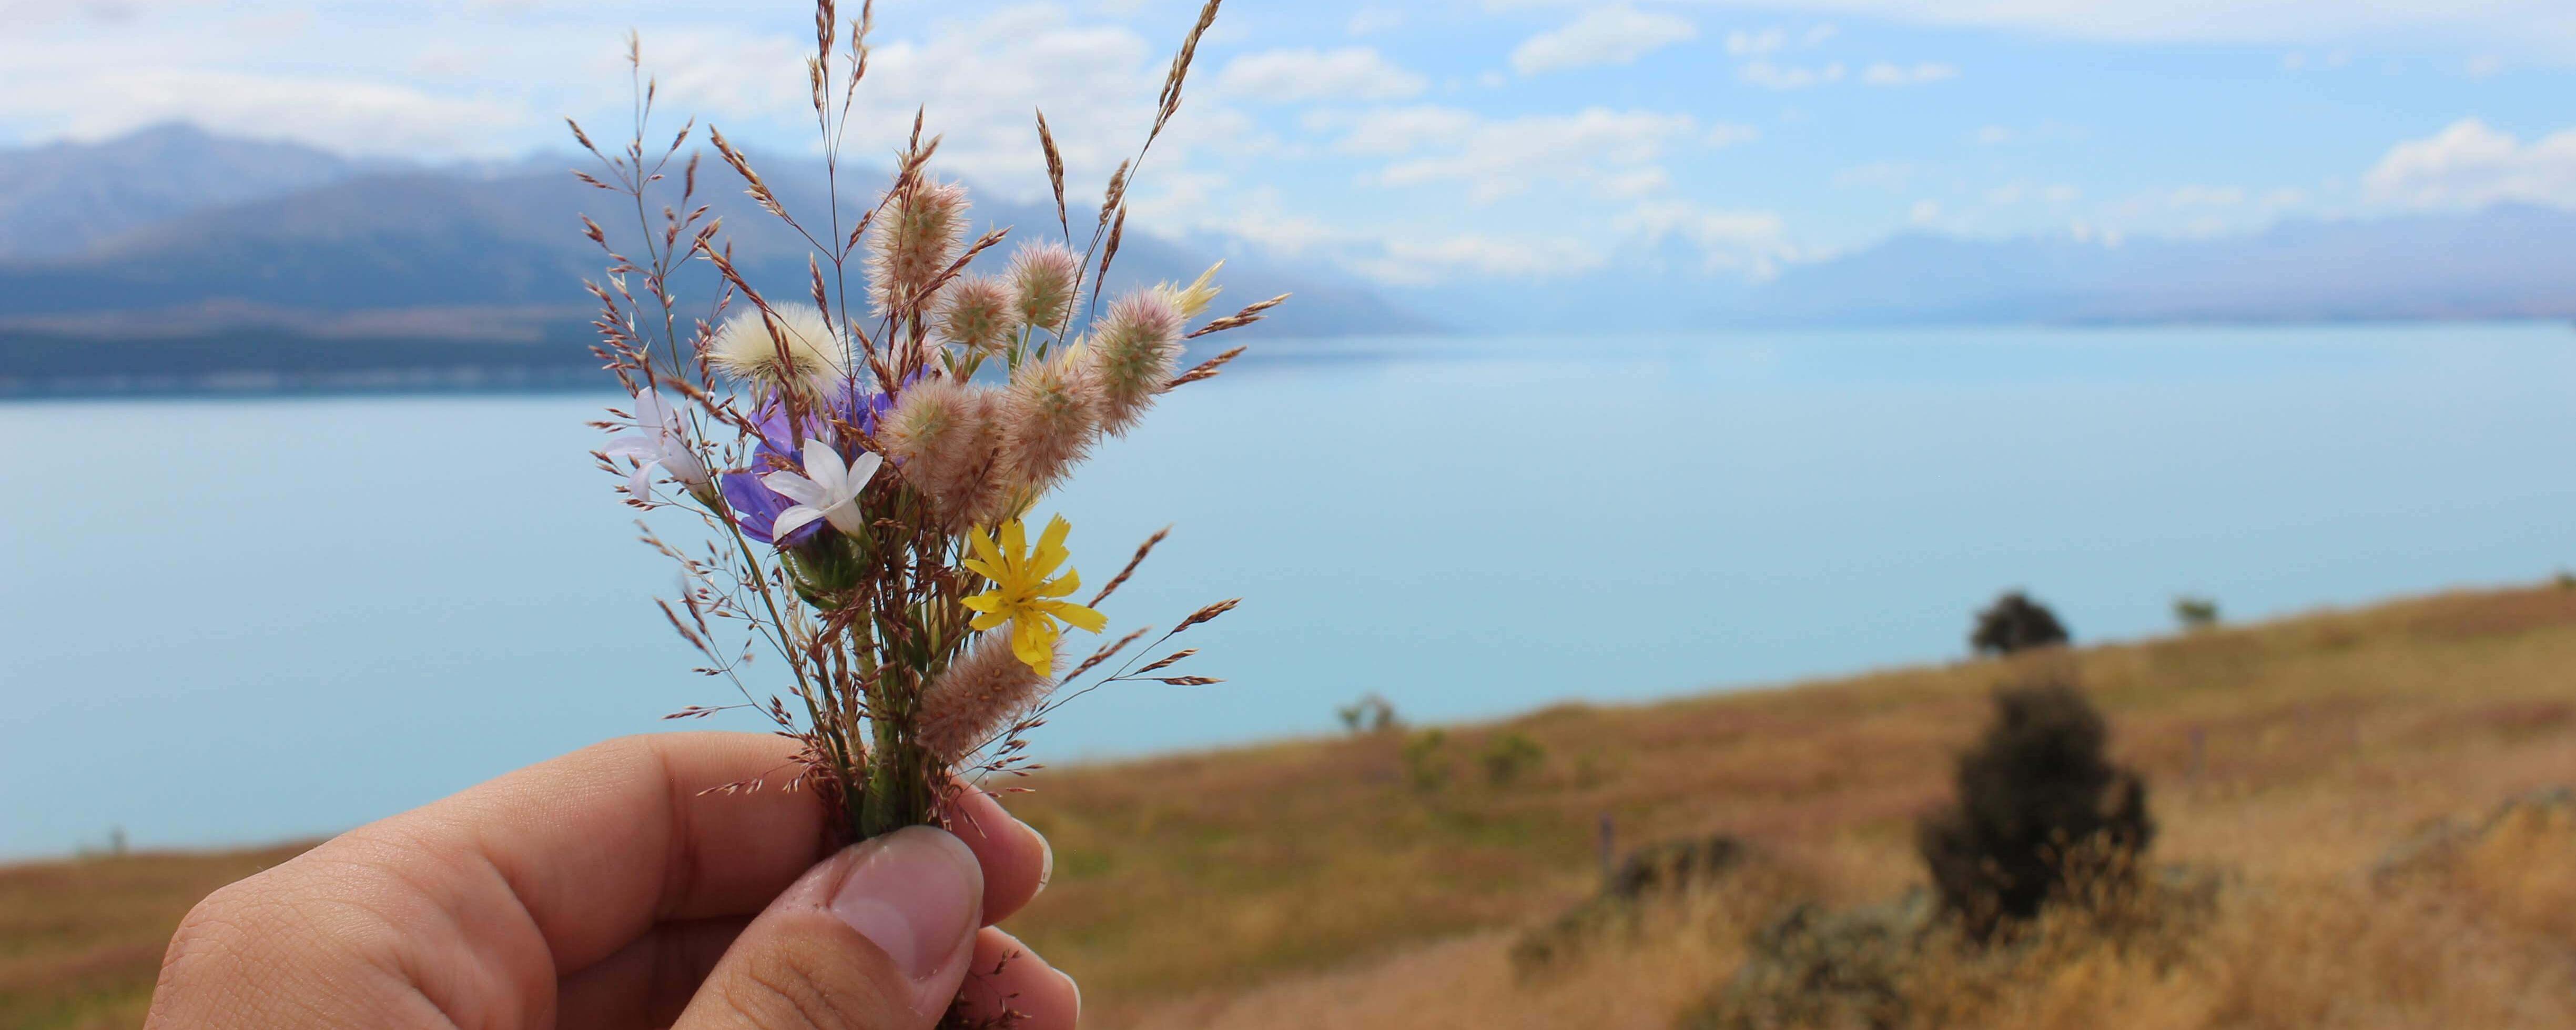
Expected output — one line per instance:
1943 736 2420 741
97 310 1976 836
961 515 1109 676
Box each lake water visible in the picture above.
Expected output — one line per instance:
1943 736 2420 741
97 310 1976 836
6 324 2574 859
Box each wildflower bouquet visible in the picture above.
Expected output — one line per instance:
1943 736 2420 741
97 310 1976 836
575 0 1274 856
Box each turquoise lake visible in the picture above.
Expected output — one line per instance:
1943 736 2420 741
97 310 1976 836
6 324 2574 859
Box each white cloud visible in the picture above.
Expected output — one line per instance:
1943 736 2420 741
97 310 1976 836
1860 62 1959 86
1598 166 1672 197
1346 7 1403 36
1705 122 1760 147
1371 107 1698 203
1511 6 1699 75
1975 125 2014 144
788 9 1196 197
0 63 532 157
1322 104 1480 155
1725 28 1788 57
2165 184 2247 207
2364 118 2576 208
1224 210 1353 256
1739 60 1845 89
1617 199 1792 276
1675 2 2576 57
1351 233 1608 285
1832 160 1914 189
1491 0 2576 56
1215 47 1427 103
1721 22 1838 55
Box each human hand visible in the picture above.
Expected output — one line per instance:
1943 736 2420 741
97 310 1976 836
143 733 1077 1029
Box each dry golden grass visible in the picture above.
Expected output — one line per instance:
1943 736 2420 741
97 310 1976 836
0 844 312 1029
5 584 2573 1028
1005 583 2576 1025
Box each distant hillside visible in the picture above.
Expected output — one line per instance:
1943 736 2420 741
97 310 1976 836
1747 204 2576 326
0 124 359 259
1404 203 2576 332
0 126 1432 393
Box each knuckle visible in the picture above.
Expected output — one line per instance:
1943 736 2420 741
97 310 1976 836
165 878 285 968
150 876 304 1023
708 939 889 1030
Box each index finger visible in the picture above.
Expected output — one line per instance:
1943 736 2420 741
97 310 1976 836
354 732 827 974
347 732 1053 976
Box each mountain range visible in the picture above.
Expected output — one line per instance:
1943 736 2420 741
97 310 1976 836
3 124 2572 393
0 124 1425 393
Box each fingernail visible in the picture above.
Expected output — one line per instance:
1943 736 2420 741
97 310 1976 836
829 826 983 1012
1035 829 1054 894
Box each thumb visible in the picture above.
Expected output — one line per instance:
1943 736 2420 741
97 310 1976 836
676 825 984 1030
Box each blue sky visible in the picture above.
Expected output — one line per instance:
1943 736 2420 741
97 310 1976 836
5 0 2574 285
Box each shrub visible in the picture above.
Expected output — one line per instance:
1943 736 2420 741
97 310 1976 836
1512 834 1770 978
1682 896 1926 1030
2173 595 2220 630
1970 591 2070 656
1480 731 1546 786
1401 729 1451 792
1916 680 2154 940
1336 692 1399 733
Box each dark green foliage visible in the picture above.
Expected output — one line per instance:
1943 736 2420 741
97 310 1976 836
1681 894 1930 1030
2173 595 2220 630
1970 591 2070 655
1915 681 2154 940
1512 834 1754 976
1336 692 1399 733
1480 731 1546 786
1607 834 1750 901
1401 729 1451 791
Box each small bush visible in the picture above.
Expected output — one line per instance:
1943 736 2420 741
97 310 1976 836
1336 692 1399 733
1916 679 2154 940
1480 731 1546 786
1969 591 2070 656
1682 893 1929 1030
1401 729 1451 792
2555 569 2575 591
2172 595 2220 630
1606 834 1750 901
1513 834 1769 978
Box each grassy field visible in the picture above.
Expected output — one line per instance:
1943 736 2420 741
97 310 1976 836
7 583 2574 1028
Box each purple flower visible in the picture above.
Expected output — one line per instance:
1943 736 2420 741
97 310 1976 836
719 470 821 547
749 379 902 467
722 377 906 548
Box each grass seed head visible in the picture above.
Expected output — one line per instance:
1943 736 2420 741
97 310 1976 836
1000 348 1102 494
919 627 1055 764
935 274 1023 352
1090 289 1186 435
883 377 1007 528
866 177 970 315
707 303 845 392
1008 241 1085 334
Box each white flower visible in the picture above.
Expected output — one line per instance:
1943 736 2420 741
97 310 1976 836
763 438 883 538
604 389 711 501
